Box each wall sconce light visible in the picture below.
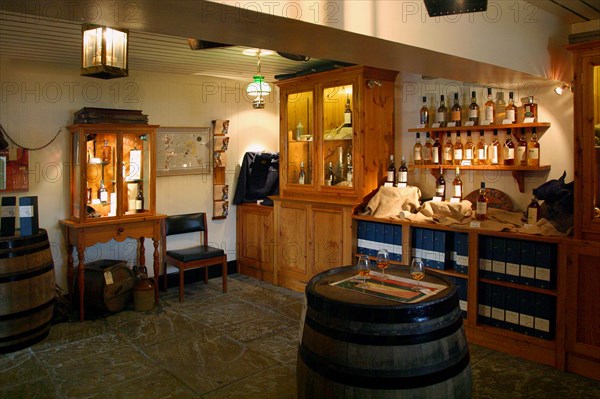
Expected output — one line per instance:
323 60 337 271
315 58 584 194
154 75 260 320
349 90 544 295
554 83 572 95
81 24 129 79
246 52 272 109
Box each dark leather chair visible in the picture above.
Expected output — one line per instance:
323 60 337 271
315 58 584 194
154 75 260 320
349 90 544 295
162 213 227 302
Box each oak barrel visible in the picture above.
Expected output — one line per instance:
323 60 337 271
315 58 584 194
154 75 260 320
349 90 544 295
0 229 55 353
297 266 471 398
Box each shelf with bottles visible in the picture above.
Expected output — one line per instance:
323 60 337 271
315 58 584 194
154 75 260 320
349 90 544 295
408 122 551 134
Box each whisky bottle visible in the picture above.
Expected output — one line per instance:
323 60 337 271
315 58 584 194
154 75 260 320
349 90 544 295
431 133 441 165
135 181 144 213
452 167 463 200
326 162 334 185
413 132 423 165
451 93 462 126
517 128 528 166
453 131 463 165
98 180 108 203
443 131 454 165
437 95 447 127
398 156 408 186
484 88 495 124
419 96 429 126
505 91 517 123
504 129 515 165
387 155 396 184
527 127 540 167
468 91 480 125
299 161 306 184
495 91 506 125
489 129 500 165
476 131 486 165
527 191 540 225
476 182 488 221
344 96 352 127
465 131 474 163
424 132 433 164
101 140 111 163
435 167 446 200
523 96 537 122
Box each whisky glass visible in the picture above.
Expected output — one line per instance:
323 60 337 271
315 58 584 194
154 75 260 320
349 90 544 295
376 249 390 280
356 255 370 287
410 258 425 291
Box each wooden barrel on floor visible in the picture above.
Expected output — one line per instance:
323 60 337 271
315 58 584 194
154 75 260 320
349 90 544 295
0 229 55 353
297 265 471 398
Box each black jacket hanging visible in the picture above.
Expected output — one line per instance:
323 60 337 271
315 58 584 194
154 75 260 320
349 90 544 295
233 151 279 205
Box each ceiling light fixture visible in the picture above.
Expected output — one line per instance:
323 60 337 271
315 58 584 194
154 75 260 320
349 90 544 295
246 51 272 109
242 48 275 57
81 24 128 79
554 82 572 95
423 0 487 17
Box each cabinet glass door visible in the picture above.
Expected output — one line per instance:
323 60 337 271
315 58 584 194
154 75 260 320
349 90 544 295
322 84 353 187
85 131 117 219
122 131 151 215
287 90 314 185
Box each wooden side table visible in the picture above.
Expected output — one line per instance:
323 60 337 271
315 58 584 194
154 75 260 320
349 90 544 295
59 214 165 321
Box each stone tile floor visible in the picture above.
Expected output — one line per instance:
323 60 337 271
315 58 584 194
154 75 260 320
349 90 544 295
1 274 600 398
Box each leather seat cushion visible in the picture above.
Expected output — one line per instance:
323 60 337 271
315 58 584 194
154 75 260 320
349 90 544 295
167 246 225 262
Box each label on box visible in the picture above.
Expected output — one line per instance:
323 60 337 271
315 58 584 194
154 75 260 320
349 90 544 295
1 206 15 217
479 258 492 271
19 205 34 217
469 221 481 228
464 121 475 127
456 255 468 267
397 183 407 188
384 182 394 187
492 307 505 321
450 197 460 204
506 263 520 276
478 304 491 317
492 261 506 274
432 196 443 202
446 122 456 128
520 265 535 279
431 123 441 128
524 117 535 123
459 300 468 312
534 317 550 333
520 313 534 328
104 271 114 285
502 119 513 125
535 267 551 282
505 311 519 325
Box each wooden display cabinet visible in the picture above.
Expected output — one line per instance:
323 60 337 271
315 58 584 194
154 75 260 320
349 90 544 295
274 65 398 290
60 124 164 321
236 203 274 283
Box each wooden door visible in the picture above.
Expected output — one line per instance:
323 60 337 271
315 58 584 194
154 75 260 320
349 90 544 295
236 204 274 282
310 205 353 275
276 202 309 291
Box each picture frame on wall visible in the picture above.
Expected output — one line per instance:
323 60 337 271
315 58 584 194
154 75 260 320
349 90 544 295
156 127 211 176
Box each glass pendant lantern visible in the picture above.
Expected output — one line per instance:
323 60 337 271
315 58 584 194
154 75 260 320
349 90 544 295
81 24 129 79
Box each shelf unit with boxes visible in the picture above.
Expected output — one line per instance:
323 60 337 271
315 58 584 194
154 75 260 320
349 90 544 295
407 122 551 192
353 214 567 369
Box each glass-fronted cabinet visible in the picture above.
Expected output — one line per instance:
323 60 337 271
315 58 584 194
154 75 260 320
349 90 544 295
68 124 158 222
571 40 600 239
278 65 398 203
322 84 354 188
286 90 314 186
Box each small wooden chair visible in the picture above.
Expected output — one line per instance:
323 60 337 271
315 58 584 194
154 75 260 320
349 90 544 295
162 213 227 302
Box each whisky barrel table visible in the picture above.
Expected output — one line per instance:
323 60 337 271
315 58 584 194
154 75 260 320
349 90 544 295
0 229 55 353
297 265 471 398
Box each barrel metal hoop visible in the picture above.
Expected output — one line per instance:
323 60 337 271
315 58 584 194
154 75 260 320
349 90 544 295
304 312 464 346
0 242 51 259
0 318 52 343
299 343 471 390
0 262 54 283
0 230 48 250
0 298 55 321
306 289 460 324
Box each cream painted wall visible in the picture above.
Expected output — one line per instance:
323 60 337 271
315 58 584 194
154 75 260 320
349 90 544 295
0 58 279 291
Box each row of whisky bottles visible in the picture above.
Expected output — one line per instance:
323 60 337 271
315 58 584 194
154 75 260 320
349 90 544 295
90 180 145 213
420 89 538 127
412 128 540 167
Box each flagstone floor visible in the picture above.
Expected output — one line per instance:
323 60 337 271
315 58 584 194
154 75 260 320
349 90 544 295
1 274 600 398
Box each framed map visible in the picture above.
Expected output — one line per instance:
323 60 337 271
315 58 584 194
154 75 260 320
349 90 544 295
157 127 211 176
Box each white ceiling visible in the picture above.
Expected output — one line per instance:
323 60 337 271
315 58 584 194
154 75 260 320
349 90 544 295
1 1 598 83
0 10 333 82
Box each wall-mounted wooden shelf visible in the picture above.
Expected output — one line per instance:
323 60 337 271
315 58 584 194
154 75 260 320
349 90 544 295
408 122 551 134
412 164 551 193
